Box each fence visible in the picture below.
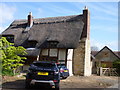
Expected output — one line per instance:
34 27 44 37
97 67 118 76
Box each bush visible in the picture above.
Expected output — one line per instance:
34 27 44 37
113 59 120 75
2 70 14 76
2 70 20 76
0 37 27 76
101 63 107 68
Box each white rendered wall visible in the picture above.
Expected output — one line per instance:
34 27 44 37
84 39 92 76
67 49 73 76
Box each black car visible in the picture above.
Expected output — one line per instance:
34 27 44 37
57 64 69 79
25 61 60 89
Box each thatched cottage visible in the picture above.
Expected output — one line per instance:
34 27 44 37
2 7 91 76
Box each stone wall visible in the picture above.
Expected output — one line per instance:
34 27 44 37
73 38 86 76
73 38 91 76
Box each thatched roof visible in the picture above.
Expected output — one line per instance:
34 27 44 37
2 14 84 49
26 48 40 56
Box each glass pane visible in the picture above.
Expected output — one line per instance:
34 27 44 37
50 49 57 57
42 49 48 56
58 49 66 60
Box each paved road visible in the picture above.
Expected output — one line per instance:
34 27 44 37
108 82 120 90
2 76 119 90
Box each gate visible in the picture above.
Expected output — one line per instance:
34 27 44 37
97 67 118 76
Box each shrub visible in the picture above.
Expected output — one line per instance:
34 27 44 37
101 63 107 68
113 59 120 75
0 37 27 76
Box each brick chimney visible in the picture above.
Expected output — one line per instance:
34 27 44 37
27 12 33 27
82 6 90 39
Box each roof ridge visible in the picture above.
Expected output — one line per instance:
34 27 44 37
13 14 81 22
34 14 79 20
14 14 80 21
11 14 82 25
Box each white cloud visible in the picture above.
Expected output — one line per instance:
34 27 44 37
91 16 117 22
91 39 118 51
0 0 119 2
48 5 77 15
35 8 44 18
41 4 77 16
91 25 118 33
73 2 118 19
86 3 118 17
0 3 16 24
0 26 8 33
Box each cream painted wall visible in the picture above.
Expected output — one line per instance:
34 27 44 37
84 39 92 76
67 49 73 76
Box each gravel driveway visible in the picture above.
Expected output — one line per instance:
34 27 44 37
2 75 119 89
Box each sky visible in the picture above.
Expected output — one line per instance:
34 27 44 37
0 2 119 51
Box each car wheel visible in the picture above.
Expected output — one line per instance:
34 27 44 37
25 81 31 89
62 77 67 79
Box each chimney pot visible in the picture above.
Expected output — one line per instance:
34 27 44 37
29 12 32 16
28 12 33 27
84 6 88 10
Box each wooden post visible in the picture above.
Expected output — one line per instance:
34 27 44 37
100 67 103 76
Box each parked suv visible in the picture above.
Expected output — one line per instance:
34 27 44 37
25 61 60 89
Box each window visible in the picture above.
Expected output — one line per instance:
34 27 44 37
42 49 49 56
29 41 37 48
58 49 66 60
49 49 57 57
2 35 14 43
25 40 37 48
40 48 67 64
48 41 59 48
40 48 58 62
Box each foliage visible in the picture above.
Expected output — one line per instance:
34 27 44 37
2 69 14 76
113 59 120 68
0 37 27 76
113 59 120 75
101 63 107 68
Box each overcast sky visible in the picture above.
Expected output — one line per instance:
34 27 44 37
0 2 118 51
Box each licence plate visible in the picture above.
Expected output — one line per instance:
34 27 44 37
64 70 68 72
38 72 48 75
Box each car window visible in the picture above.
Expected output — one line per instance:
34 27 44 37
33 63 55 67
57 64 66 68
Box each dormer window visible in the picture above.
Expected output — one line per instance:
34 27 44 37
48 41 59 48
25 40 37 48
2 35 14 43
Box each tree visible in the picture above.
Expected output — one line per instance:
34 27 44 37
0 37 27 75
91 46 99 51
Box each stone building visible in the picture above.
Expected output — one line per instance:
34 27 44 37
2 7 91 76
92 46 120 74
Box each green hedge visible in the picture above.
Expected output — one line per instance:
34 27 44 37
113 59 120 75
